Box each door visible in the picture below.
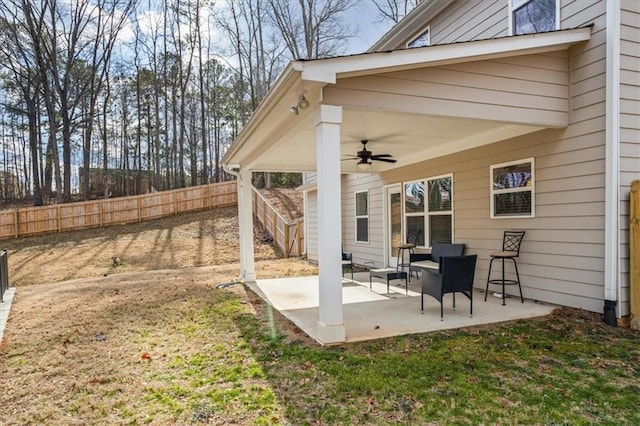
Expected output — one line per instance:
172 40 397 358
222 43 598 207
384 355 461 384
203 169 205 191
387 185 402 268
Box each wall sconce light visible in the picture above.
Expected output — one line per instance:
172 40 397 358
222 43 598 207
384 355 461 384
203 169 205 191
289 95 309 115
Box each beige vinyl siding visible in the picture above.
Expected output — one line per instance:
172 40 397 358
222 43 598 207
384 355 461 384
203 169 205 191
618 0 640 314
341 174 386 268
381 121 606 312
305 190 318 261
367 3 608 312
429 0 508 45
323 52 570 128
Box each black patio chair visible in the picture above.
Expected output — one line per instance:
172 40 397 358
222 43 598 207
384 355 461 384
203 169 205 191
421 255 477 320
342 252 353 279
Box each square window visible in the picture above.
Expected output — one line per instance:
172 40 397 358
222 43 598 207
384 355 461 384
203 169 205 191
490 158 535 218
512 0 557 35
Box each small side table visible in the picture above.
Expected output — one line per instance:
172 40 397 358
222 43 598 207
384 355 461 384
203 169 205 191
369 268 408 295
396 243 415 272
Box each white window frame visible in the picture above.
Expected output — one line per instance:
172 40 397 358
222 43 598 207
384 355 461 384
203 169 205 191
407 25 430 48
355 190 369 243
403 173 453 248
490 158 535 219
508 0 560 36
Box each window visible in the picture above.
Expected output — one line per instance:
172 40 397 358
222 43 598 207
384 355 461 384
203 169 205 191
511 0 557 35
355 191 369 243
490 158 535 218
407 26 430 48
404 174 453 247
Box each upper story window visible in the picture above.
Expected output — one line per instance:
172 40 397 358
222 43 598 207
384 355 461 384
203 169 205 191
355 190 369 243
511 0 558 35
407 26 430 48
490 158 535 218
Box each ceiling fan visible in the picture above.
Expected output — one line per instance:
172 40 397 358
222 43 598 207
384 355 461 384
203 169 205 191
343 140 397 166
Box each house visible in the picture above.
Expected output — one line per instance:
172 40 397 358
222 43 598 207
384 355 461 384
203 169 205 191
222 0 640 344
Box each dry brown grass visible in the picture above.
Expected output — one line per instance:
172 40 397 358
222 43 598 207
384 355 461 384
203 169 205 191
0 206 318 424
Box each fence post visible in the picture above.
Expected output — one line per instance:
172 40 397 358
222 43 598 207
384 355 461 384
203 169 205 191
284 224 290 257
631 180 640 330
272 210 277 242
297 220 304 256
14 210 18 239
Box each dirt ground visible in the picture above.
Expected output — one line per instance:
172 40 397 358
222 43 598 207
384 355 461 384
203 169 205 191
0 200 319 424
4 186 304 288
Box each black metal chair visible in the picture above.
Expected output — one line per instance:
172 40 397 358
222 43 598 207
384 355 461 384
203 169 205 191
342 252 353 279
485 230 526 305
421 255 477 320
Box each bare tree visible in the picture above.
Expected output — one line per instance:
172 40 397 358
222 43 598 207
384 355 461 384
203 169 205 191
371 0 421 24
0 8 44 205
12 0 136 202
268 0 357 60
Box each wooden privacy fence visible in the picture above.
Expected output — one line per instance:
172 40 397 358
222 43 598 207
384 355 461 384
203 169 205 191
0 181 237 240
252 188 304 258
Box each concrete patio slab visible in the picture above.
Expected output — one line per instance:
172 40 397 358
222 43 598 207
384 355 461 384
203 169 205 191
247 273 556 344
0 287 15 342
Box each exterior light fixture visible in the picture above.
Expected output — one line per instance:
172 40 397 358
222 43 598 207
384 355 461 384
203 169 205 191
298 95 309 109
289 95 309 115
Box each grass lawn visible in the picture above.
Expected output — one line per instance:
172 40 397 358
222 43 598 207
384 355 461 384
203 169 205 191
4 269 638 425
0 208 638 424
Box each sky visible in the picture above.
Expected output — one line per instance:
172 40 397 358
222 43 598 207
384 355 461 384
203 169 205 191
346 3 395 54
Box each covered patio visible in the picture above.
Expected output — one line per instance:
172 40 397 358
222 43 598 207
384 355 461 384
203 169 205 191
247 273 556 344
222 27 592 345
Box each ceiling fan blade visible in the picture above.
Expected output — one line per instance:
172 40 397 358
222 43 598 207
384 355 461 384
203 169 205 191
370 154 393 159
373 157 397 163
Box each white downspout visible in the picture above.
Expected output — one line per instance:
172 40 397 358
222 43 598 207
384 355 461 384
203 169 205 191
604 0 620 325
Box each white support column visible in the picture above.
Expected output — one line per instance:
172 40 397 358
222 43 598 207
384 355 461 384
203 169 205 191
239 169 256 282
315 104 345 344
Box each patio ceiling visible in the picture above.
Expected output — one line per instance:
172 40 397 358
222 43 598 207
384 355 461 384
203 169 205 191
223 27 592 175
248 107 543 174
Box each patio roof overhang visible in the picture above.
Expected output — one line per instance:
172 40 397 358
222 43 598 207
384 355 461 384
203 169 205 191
222 27 592 174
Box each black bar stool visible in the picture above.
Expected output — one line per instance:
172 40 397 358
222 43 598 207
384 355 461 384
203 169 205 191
396 229 419 272
485 230 526 305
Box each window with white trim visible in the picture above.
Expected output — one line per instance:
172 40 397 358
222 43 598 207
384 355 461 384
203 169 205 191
490 158 535 218
511 0 558 35
407 26 430 48
404 174 453 247
355 190 369 243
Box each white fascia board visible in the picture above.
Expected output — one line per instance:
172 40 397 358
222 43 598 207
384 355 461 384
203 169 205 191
298 27 592 84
